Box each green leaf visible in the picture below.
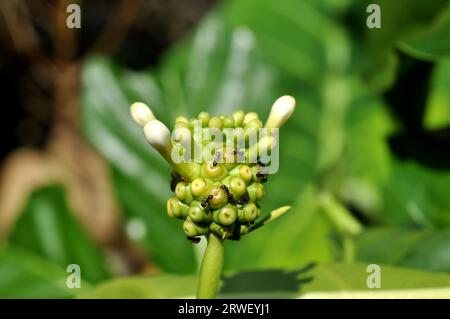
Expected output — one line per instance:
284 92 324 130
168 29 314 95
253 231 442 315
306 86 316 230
300 263 450 298
79 274 197 299
224 185 336 271
356 227 450 273
0 244 91 298
424 58 450 129
79 262 450 298
380 160 450 227
350 0 448 90
399 4 450 60
9 185 110 283
81 56 196 273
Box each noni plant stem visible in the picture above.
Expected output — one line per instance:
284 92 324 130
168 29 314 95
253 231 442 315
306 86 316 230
196 232 224 299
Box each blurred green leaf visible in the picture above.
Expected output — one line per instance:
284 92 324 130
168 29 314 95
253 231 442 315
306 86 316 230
225 0 351 83
380 160 450 227
79 274 197 298
357 227 450 273
0 244 91 298
9 185 110 283
424 58 450 129
224 185 336 271
301 263 450 298
349 0 448 90
360 0 449 51
81 56 196 273
400 4 450 60
79 262 450 298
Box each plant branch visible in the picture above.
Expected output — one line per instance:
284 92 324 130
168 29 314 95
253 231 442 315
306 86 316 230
196 232 224 299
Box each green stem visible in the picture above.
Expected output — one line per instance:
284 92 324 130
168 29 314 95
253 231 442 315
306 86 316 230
342 233 355 262
196 232 224 299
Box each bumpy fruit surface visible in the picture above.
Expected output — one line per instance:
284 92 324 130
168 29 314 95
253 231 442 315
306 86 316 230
167 110 270 241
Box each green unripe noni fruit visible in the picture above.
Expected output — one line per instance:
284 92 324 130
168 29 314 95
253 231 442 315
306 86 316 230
167 197 189 219
244 118 263 130
230 164 253 184
208 185 228 209
213 205 237 226
175 115 189 124
174 121 190 129
189 201 206 223
232 110 245 127
222 116 234 129
198 112 210 127
208 116 223 130
247 182 265 202
238 202 258 223
175 181 193 204
183 218 209 237
202 161 227 181
229 176 247 198
242 112 259 126
209 222 226 237
190 177 208 197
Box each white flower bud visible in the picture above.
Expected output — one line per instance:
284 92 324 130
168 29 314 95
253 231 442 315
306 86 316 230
130 102 155 127
264 95 296 129
143 120 201 180
143 120 172 160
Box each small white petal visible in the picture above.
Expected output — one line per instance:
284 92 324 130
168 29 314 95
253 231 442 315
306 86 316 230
265 95 296 128
143 120 171 158
130 102 155 127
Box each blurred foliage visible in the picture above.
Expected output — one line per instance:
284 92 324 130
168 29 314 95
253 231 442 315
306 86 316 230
9 186 111 283
0 244 91 298
3 0 450 297
80 263 450 298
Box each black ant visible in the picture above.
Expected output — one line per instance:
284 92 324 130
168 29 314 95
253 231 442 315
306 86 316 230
255 162 268 183
256 170 268 183
201 194 213 207
220 184 235 202
170 171 188 191
237 194 249 205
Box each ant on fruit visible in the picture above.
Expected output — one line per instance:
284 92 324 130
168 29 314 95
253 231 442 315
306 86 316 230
220 184 235 202
170 171 188 191
255 162 268 183
201 194 213 207
237 194 249 206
